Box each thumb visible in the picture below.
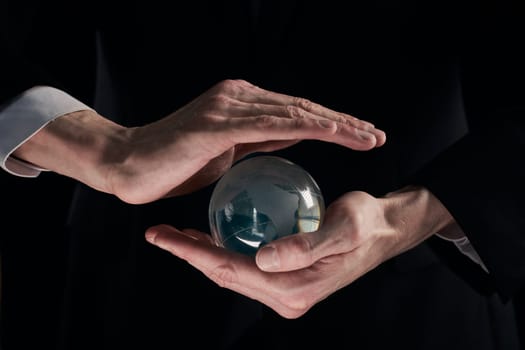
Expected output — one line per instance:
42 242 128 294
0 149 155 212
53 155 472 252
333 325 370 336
255 231 323 272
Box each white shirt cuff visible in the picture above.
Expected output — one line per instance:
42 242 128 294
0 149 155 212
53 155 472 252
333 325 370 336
0 86 93 177
436 226 489 273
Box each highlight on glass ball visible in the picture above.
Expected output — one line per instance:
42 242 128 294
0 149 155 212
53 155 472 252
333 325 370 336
208 155 325 256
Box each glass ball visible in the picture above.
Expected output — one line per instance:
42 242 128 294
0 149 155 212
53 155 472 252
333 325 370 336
209 155 325 256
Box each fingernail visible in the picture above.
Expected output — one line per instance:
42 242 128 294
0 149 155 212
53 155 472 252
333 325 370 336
257 245 280 270
145 231 157 244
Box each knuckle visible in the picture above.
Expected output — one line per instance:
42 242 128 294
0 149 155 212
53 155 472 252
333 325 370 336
294 97 315 112
215 79 236 90
214 79 250 94
285 105 305 119
288 235 314 255
207 93 231 110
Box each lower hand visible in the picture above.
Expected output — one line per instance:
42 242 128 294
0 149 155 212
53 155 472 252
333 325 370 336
145 186 454 318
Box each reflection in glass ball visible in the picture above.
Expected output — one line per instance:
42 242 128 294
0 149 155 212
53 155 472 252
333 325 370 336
209 155 325 256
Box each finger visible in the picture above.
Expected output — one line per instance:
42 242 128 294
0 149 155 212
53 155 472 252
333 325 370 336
146 224 212 245
205 94 371 131
181 228 215 244
146 224 346 318
233 83 385 132
237 88 369 127
145 224 262 282
208 80 386 148
145 224 295 311
222 115 379 150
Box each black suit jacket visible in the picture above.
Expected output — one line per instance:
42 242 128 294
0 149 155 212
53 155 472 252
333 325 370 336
1 1 524 349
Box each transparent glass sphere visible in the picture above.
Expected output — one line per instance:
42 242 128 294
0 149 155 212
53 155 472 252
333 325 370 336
209 155 325 256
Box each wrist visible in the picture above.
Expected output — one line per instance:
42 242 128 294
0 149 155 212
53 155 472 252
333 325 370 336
13 109 130 194
381 185 456 253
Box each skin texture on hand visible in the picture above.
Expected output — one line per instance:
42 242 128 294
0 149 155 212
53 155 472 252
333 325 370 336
145 186 456 319
14 79 385 204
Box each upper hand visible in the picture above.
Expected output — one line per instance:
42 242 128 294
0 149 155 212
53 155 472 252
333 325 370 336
15 79 385 204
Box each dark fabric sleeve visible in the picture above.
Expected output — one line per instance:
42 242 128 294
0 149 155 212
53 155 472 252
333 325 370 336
0 36 57 105
1 0 96 106
412 4 525 301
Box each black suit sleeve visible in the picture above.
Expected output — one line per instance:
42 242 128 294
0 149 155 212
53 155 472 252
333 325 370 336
413 4 525 301
1 0 96 106
0 38 57 105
